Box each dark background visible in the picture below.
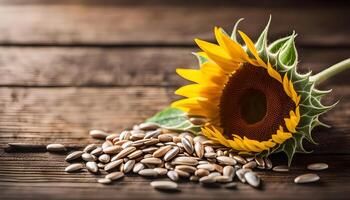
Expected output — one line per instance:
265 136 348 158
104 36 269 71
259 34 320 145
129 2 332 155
0 0 349 199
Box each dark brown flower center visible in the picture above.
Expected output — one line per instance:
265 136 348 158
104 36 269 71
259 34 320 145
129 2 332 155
219 63 295 142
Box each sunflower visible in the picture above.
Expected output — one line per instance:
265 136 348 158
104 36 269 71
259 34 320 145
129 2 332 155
171 18 342 164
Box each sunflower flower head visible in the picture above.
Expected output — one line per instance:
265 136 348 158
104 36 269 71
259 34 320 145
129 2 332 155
171 18 337 165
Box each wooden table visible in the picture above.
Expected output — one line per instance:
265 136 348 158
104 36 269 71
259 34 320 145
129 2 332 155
0 1 349 199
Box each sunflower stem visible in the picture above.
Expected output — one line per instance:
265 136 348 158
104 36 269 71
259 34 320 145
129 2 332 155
311 58 350 85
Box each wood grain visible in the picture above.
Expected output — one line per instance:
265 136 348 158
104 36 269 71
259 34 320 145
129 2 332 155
0 47 349 87
0 4 348 46
0 151 349 200
0 87 348 153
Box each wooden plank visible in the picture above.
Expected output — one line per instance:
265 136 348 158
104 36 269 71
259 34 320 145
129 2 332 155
0 47 348 86
0 152 349 200
0 5 348 46
0 87 349 153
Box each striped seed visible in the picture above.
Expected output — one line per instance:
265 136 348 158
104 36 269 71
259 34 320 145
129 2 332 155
46 143 66 152
65 151 83 162
65 163 84 173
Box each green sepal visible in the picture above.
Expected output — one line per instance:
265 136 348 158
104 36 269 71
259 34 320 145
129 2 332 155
192 52 208 66
277 32 298 70
146 107 202 134
255 15 271 62
231 18 244 42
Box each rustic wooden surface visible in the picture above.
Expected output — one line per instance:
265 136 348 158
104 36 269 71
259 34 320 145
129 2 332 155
0 1 349 199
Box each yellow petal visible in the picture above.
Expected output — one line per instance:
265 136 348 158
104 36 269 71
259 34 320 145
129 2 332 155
176 68 202 83
238 31 267 68
215 27 248 63
175 84 222 98
267 63 282 83
283 74 292 98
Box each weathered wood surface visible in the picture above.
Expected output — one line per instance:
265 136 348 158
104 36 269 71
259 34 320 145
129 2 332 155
0 86 348 153
0 47 349 87
0 152 349 200
0 3 348 46
0 1 349 200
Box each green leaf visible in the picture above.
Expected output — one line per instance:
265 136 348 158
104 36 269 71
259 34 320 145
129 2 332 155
146 107 202 134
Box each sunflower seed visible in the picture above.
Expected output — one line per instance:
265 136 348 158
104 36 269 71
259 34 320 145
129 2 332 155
86 161 99 173
105 172 124 180
82 144 96 153
272 165 289 172
99 154 111 163
190 175 200 182
175 165 197 174
171 157 198 166
264 158 273 169
224 182 237 189
164 147 180 161
65 163 84 172
90 147 103 156
204 152 216 159
208 172 221 177
127 150 143 159
243 161 257 169
307 163 328 171
97 178 112 184
244 172 260 187
158 134 173 143
123 160 136 173
174 169 190 178
89 129 109 140
138 169 158 177
172 136 181 143
106 133 119 141
199 176 216 184
103 146 122 154
213 164 223 173
150 181 178 191
112 146 136 160
189 117 206 125
144 138 160 146
217 156 237 166
294 173 320 184
144 130 162 139
236 168 250 183
167 171 179 181
139 122 159 131
119 131 131 140
133 162 145 173
142 147 158 154
255 157 265 168
233 155 247 164
152 145 172 158
102 140 113 149
194 142 204 159
193 135 209 143
104 159 123 171
154 168 168 176
204 146 214 153
197 164 215 171
141 157 162 165
82 153 96 162
65 151 83 162
181 137 194 154
214 175 232 183
195 169 210 177
223 166 235 179
46 143 66 152
122 141 133 149
97 163 106 168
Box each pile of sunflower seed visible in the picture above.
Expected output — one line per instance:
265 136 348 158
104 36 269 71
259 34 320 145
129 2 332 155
56 121 326 191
